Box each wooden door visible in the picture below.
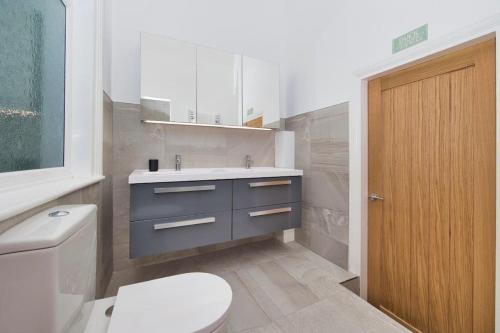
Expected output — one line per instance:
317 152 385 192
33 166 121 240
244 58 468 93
368 39 496 333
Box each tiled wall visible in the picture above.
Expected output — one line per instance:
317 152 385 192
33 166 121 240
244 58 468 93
112 101 276 271
286 103 349 269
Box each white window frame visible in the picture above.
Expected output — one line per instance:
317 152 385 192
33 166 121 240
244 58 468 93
0 0 103 191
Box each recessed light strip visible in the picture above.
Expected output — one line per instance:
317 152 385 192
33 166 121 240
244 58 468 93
141 96 172 102
141 119 274 131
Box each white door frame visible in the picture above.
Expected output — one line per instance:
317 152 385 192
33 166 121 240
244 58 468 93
351 14 500 331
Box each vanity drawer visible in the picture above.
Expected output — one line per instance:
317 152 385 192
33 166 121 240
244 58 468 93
130 180 232 221
232 202 301 240
233 177 301 209
130 211 232 258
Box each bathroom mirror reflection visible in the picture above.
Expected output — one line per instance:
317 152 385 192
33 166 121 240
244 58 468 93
242 56 280 128
140 33 280 129
140 33 196 123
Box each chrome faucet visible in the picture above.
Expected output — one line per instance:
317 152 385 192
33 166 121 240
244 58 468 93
175 154 182 171
245 155 253 169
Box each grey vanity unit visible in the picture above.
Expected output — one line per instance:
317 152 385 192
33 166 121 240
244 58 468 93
129 176 301 258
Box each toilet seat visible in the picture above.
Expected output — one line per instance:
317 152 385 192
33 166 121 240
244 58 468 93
106 273 232 333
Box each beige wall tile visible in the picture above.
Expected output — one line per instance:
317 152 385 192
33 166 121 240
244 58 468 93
285 103 349 269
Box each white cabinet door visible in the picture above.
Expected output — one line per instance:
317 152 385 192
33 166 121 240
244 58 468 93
197 46 242 126
242 56 280 128
140 33 196 123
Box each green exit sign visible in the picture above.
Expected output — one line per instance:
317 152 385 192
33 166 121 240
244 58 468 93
392 24 428 53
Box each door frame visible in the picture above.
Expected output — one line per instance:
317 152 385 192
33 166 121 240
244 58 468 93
353 15 500 330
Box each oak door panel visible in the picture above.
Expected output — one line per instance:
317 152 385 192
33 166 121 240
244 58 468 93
448 67 474 332
472 40 496 333
368 39 496 332
409 79 430 332
428 74 451 333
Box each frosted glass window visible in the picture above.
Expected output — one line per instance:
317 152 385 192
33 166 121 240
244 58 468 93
0 0 66 173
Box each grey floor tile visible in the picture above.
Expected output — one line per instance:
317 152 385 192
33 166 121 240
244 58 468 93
274 296 407 333
193 243 274 274
105 240 405 333
244 261 319 315
240 322 285 333
297 246 355 281
236 268 285 320
273 253 346 299
322 287 409 332
220 271 272 332
247 239 307 260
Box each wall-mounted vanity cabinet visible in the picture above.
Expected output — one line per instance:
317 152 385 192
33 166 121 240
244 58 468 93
140 32 279 129
128 168 303 258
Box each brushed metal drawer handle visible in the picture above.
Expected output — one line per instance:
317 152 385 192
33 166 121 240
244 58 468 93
153 217 216 230
249 207 292 217
248 180 292 188
154 185 216 194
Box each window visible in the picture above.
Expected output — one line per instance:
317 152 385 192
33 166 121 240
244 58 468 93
0 0 66 173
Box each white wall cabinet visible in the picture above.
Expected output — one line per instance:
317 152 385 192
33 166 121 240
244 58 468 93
197 46 242 126
140 33 279 128
140 33 196 123
242 56 280 128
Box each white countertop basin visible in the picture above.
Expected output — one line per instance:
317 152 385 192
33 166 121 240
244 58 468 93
128 167 303 184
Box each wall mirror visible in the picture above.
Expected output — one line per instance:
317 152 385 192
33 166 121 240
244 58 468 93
140 33 280 129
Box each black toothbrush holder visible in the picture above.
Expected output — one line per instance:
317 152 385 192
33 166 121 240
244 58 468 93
149 159 159 172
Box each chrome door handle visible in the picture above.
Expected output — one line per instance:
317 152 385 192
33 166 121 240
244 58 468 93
368 193 384 201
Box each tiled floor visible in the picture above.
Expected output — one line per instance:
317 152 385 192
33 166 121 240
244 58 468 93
105 239 407 333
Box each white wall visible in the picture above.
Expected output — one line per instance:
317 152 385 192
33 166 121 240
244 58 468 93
106 0 289 116
103 0 112 94
284 0 500 116
283 0 500 277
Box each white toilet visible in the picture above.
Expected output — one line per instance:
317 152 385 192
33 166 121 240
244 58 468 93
0 205 232 333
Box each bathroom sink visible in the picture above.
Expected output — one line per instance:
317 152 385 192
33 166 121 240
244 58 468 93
129 167 303 184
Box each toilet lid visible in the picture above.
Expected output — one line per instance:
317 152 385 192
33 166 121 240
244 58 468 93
107 273 232 333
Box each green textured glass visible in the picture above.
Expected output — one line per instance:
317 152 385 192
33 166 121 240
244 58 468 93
0 0 66 172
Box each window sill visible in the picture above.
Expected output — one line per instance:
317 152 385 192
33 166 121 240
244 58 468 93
0 176 104 222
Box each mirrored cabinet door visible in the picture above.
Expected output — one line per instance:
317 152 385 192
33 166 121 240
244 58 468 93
197 47 242 126
140 33 196 123
242 56 280 128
